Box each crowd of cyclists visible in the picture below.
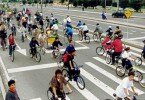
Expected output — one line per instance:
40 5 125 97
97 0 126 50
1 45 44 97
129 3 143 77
0 5 144 100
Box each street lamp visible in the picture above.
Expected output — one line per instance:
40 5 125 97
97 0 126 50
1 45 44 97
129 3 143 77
41 0 42 13
105 0 106 9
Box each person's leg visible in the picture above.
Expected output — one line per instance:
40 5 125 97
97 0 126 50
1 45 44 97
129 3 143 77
9 45 12 56
111 52 116 65
83 31 87 40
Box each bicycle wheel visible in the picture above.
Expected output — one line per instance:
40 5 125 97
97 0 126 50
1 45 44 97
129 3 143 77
105 53 111 64
62 69 69 82
47 88 53 100
76 75 85 90
78 33 83 41
139 78 145 88
134 57 142 66
93 34 98 42
35 52 41 62
134 71 143 82
96 47 105 56
116 66 126 77
85 35 90 44
29 49 33 58
11 51 14 62
57 54 64 69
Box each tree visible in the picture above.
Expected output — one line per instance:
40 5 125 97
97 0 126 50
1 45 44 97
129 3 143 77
120 0 129 9
130 0 143 12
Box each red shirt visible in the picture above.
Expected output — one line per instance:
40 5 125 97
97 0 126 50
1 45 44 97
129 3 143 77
9 37 15 45
111 39 123 52
101 37 110 45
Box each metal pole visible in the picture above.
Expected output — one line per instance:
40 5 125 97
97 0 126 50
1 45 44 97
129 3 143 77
105 0 106 9
68 0 69 10
117 0 119 11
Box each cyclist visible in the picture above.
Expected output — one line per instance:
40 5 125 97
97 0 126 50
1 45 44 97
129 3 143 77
64 49 76 80
0 22 7 49
52 37 63 50
66 15 71 23
65 24 73 41
106 26 113 36
80 23 89 40
50 69 72 100
51 21 59 34
65 40 75 54
93 23 103 39
11 24 16 36
38 31 46 50
45 16 50 28
114 71 138 100
114 26 123 38
8 34 15 57
121 47 134 72
111 35 123 65
101 34 112 51
29 37 39 56
142 40 145 59
76 21 82 28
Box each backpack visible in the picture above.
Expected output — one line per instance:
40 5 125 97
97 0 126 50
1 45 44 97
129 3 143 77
62 53 70 63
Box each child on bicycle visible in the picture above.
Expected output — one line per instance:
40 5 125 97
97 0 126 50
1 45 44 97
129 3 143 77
8 34 16 57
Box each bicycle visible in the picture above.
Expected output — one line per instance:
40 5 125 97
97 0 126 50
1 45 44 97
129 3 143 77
78 31 90 44
29 47 41 62
93 32 103 42
52 49 61 59
47 86 71 100
134 53 143 66
139 72 145 88
10 45 16 62
116 64 143 82
62 64 85 90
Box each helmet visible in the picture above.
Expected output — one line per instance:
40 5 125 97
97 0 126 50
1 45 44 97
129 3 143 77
109 26 111 28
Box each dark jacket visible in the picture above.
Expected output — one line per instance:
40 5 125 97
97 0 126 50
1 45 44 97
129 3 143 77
5 90 20 100
29 40 39 48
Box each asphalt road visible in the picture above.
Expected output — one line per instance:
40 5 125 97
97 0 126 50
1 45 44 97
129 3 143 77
0 4 145 100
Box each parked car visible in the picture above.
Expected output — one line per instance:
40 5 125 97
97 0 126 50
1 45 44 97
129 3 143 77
112 10 126 18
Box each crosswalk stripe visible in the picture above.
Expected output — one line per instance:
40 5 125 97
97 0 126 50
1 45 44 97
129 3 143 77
80 68 115 98
93 57 144 95
69 81 99 100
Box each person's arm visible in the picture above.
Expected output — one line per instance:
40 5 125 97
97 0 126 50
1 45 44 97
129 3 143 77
5 93 13 100
52 87 57 98
58 41 63 46
63 77 72 92
124 88 130 99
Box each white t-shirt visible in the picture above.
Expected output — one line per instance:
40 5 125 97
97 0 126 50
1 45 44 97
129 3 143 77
115 77 133 98
51 24 58 30
66 17 71 23
121 51 132 60
80 25 89 32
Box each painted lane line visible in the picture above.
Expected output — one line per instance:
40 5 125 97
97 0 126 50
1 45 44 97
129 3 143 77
130 30 136 32
0 75 6 99
7 63 59 73
85 62 144 95
30 98 41 100
80 68 115 98
125 45 142 53
69 78 99 100
0 57 10 80
127 36 145 40
141 32 145 34
93 57 144 95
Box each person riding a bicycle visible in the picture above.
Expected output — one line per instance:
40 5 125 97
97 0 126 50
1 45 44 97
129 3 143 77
106 26 113 37
49 69 72 100
93 23 103 39
65 24 73 41
0 22 7 49
101 34 112 51
51 21 59 34
63 49 76 81
29 37 39 56
65 40 75 54
38 31 46 50
52 37 63 50
121 47 134 72
79 23 89 40
110 35 123 65
8 34 16 57
114 71 138 100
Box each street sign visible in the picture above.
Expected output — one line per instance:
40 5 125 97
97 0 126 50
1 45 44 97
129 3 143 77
124 10 132 19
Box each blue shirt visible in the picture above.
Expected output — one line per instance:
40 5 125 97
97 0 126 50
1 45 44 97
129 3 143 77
65 44 75 53
76 22 82 27
66 27 73 35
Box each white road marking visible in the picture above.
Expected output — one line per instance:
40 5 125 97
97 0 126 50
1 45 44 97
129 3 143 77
85 62 144 95
80 68 115 98
30 98 41 100
130 30 136 32
69 77 99 100
141 32 145 34
93 57 144 95
127 36 145 40
7 63 59 73
125 44 142 53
